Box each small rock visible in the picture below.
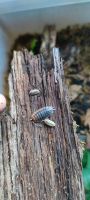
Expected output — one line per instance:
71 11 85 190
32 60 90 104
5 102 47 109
0 94 6 112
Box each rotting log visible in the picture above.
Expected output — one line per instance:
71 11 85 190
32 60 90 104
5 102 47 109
0 48 85 200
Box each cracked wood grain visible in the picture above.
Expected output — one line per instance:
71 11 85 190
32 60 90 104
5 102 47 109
0 48 85 200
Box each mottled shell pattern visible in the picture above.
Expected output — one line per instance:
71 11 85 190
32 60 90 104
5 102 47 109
31 106 55 122
29 89 40 96
43 118 55 127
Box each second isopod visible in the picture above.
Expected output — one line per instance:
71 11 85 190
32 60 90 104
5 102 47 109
29 89 40 96
43 118 55 127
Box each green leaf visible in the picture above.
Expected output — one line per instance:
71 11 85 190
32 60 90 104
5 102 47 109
82 168 90 191
85 191 90 200
82 149 88 168
31 39 37 52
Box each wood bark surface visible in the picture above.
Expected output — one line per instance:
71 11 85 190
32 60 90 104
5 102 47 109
0 48 85 200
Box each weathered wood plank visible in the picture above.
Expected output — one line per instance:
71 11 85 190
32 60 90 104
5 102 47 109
0 48 85 200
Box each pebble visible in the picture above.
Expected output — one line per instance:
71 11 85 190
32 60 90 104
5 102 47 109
0 94 6 112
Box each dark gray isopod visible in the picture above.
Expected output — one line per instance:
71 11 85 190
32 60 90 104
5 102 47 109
31 106 55 122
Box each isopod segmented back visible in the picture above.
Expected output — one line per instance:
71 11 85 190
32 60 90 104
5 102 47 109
31 106 55 122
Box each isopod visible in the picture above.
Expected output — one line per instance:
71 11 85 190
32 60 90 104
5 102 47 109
29 89 40 96
31 106 55 122
43 118 55 127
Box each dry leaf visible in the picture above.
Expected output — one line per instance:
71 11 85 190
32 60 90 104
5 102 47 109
69 84 82 101
86 133 90 149
84 109 90 128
